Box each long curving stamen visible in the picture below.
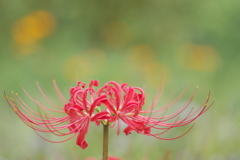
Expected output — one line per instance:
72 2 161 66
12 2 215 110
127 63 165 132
52 79 67 104
37 81 64 111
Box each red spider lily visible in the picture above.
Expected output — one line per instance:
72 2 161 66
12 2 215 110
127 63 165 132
5 80 106 149
6 79 214 149
91 81 215 140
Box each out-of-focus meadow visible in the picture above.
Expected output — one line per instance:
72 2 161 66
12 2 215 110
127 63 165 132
0 1 240 160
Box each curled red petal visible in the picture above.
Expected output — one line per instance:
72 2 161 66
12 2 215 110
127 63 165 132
91 110 111 122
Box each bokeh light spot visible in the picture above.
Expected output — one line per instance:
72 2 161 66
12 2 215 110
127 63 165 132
126 44 171 87
12 10 56 56
63 49 107 81
177 43 221 72
127 44 156 68
101 21 132 48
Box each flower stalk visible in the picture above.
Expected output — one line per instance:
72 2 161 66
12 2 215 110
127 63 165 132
102 125 109 160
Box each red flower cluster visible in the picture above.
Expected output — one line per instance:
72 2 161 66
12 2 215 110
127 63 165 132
6 80 214 149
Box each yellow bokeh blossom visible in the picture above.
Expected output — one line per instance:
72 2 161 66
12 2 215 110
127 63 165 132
63 49 107 81
126 44 170 87
101 21 132 48
12 10 56 55
177 43 221 72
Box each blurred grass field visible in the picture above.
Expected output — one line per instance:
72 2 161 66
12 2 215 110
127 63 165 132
0 0 240 160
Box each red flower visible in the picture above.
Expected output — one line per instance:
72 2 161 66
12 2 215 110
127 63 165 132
93 81 215 140
6 79 214 149
5 80 106 149
107 156 123 160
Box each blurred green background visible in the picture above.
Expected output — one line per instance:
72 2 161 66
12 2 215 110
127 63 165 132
1 0 240 159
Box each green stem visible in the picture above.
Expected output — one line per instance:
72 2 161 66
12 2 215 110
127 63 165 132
102 125 109 160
